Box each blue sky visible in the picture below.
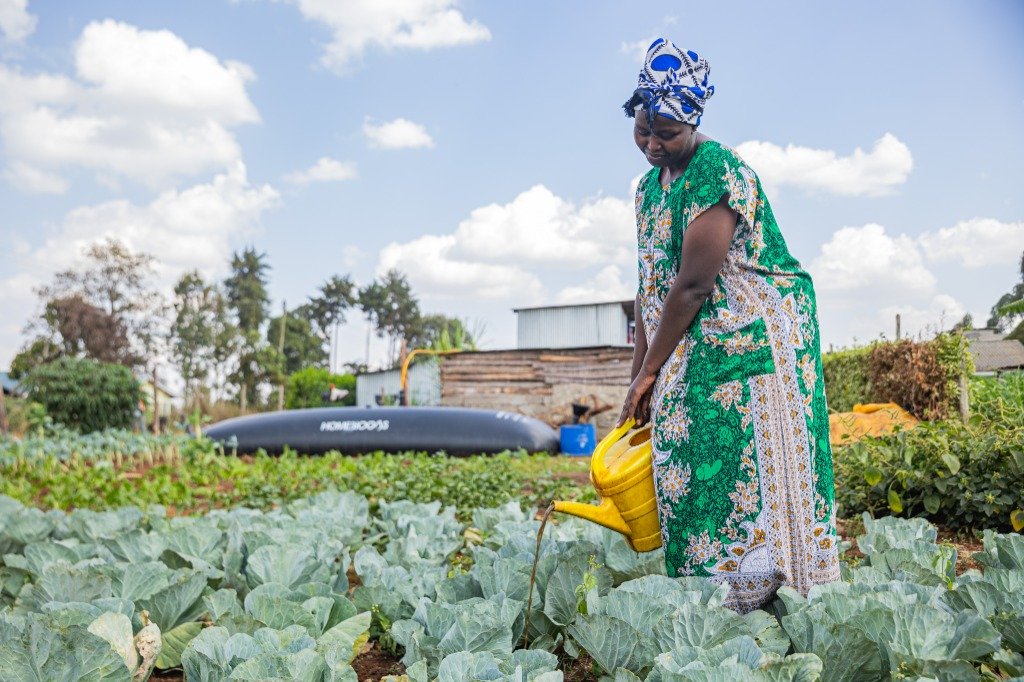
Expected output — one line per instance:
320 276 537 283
1 0 1022 372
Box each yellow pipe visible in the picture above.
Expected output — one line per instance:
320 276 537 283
400 348 462 405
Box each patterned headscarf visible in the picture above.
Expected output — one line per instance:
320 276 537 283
625 38 715 127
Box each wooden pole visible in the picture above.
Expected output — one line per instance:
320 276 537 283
398 338 409 405
895 314 901 341
277 301 286 411
151 366 160 435
959 352 970 422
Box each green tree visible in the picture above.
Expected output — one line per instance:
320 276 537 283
23 239 164 371
409 314 480 351
170 271 219 408
224 248 271 411
987 250 1024 341
9 339 61 380
24 357 142 433
224 248 270 333
285 367 356 409
358 269 421 367
265 310 327 376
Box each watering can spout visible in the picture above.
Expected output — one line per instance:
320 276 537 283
552 498 630 536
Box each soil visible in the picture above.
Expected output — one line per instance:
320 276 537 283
351 642 406 680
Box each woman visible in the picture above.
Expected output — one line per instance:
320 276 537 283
616 38 840 612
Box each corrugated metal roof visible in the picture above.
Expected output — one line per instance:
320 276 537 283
513 299 633 312
969 339 1024 372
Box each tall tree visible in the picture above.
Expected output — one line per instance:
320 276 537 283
22 238 164 372
301 275 356 370
223 248 271 411
265 310 327 376
358 269 421 367
43 295 134 363
170 271 219 408
224 248 271 334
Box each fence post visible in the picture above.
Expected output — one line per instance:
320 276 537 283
958 352 970 422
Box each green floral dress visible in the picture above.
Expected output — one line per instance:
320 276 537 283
636 141 840 612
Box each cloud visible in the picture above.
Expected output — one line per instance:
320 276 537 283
379 234 544 301
555 265 635 304
377 183 636 303
0 0 35 41
918 218 1024 268
0 20 258 191
809 223 935 296
284 157 357 184
620 38 653 63
452 185 634 266
0 163 279 364
878 294 967 341
362 118 435 150
805 223 977 347
2 160 69 194
247 0 490 73
735 133 913 197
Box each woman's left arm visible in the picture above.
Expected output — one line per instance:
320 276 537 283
616 196 738 426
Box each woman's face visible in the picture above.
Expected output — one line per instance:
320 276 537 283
633 112 695 168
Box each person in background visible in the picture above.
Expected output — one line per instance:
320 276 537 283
616 38 840 612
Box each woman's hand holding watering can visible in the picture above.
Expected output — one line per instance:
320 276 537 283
617 370 656 428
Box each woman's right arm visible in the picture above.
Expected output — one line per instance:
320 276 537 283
630 294 648 382
626 295 653 424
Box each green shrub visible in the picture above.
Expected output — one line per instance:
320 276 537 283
834 375 1024 531
822 333 972 418
23 357 142 433
822 346 872 412
285 367 356 408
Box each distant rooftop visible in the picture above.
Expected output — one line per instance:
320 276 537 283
966 330 1024 372
512 299 633 313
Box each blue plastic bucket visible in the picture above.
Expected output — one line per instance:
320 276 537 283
560 423 596 456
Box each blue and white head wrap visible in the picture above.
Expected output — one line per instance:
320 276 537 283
624 38 714 127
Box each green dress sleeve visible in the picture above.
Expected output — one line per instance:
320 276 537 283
682 143 760 248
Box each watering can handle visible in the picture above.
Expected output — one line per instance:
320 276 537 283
591 418 635 479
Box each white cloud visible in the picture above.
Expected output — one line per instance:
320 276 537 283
251 0 490 73
555 265 635 305
620 37 653 63
379 234 544 301
878 295 967 341
453 185 634 266
0 20 258 192
809 223 935 296
362 118 435 150
2 161 69 194
918 218 1024 268
0 0 35 41
735 133 913 197
0 163 280 365
377 183 637 303
284 157 357 184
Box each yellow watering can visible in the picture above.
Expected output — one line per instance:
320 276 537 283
553 418 662 552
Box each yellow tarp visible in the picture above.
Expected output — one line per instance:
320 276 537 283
829 402 919 447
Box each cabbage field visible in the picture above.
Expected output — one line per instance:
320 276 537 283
1 489 1023 681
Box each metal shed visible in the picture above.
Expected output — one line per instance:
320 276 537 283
514 300 635 350
355 360 441 407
